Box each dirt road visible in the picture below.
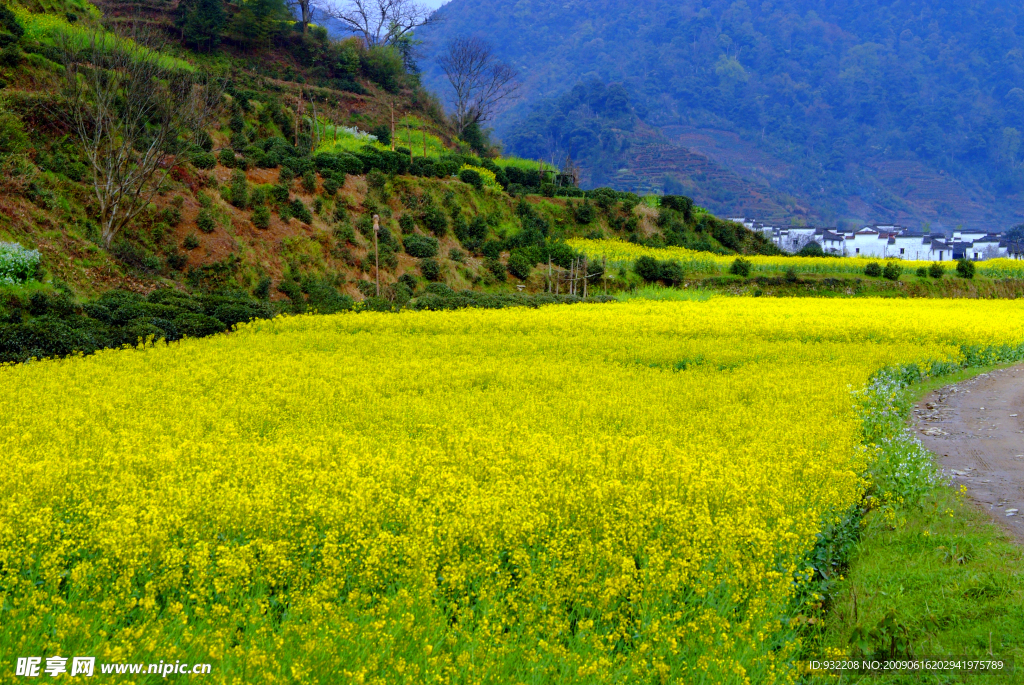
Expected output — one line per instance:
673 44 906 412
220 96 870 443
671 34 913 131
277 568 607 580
914 365 1024 542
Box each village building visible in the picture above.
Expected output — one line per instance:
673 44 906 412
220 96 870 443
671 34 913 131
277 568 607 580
729 217 1023 261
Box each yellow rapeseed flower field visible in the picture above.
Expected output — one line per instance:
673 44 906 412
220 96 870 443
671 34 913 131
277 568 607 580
1 298 1022 683
568 238 1024 279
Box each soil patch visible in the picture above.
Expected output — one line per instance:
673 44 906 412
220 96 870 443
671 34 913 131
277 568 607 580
914 364 1024 542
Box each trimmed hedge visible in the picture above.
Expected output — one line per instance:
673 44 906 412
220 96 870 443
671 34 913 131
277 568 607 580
403 234 439 258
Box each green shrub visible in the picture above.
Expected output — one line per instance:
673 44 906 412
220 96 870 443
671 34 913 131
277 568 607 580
634 255 661 282
367 169 388 191
729 257 752 277
449 248 466 263
159 206 183 227
458 168 483 189
507 251 533 280
166 252 187 271
398 214 415 234
486 257 507 281
290 199 312 225
212 303 266 328
218 149 236 168
864 261 882 277
784 267 798 283
435 159 459 177
254 276 271 300
322 176 339 196
190 151 216 169
480 240 501 260
410 157 435 177
422 205 448 237
916 267 928 277
883 262 903 281
279 166 294 184
796 242 825 257
956 258 976 279
173 312 226 338
419 257 441 281
277 280 304 303
304 278 355 313
183 233 200 250
252 204 271 229
333 222 355 244
929 262 945 278
270 184 290 205
230 170 249 209
574 199 596 224
196 209 216 234
302 170 317 193
404 234 439 258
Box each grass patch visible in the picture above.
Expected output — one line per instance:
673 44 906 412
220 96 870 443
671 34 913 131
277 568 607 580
809 363 1024 683
13 4 194 72
613 284 713 302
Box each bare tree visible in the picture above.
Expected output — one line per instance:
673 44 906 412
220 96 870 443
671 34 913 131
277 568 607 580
60 29 220 247
438 37 520 138
317 0 433 48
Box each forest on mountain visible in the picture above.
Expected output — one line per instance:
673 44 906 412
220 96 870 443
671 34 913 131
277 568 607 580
418 0 1024 229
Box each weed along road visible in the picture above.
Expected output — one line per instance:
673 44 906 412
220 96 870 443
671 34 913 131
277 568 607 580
915 365 1024 541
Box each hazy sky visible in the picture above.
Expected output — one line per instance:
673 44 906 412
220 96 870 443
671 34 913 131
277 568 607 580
420 0 449 9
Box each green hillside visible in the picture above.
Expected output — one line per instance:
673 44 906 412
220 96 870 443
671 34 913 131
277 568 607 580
0 0 781 360
418 0 1024 230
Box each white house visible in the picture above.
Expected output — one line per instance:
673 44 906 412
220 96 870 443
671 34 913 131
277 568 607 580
844 228 893 258
820 230 845 255
889 233 933 261
969 235 1008 260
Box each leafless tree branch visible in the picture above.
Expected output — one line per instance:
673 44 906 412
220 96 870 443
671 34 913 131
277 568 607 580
316 0 434 48
438 37 520 138
58 26 221 248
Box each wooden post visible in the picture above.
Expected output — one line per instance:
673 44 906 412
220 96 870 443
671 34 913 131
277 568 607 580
373 214 380 297
390 99 395 152
547 256 552 293
555 267 560 295
583 257 588 299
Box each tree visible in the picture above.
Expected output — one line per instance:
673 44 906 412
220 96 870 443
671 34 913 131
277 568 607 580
60 28 220 248
1006 223 1024 244
317 0 433 48
231 0 291 51
288 0 313 34
438 37 520 138
174 0 225 51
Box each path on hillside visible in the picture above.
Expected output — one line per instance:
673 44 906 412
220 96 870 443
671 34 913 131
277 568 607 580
914 365 1024 543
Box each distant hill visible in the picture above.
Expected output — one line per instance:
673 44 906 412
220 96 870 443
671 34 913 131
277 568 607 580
417 0 1024 230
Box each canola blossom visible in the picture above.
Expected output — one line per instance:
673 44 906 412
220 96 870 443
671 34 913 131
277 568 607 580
568 238 1024 279
1 299 1023 683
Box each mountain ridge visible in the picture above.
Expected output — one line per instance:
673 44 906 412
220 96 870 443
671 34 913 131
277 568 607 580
417 0 1024 230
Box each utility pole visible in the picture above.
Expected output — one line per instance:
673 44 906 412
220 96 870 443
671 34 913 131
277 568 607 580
390 99 396 152
373 214 380 297
547 256 552 293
